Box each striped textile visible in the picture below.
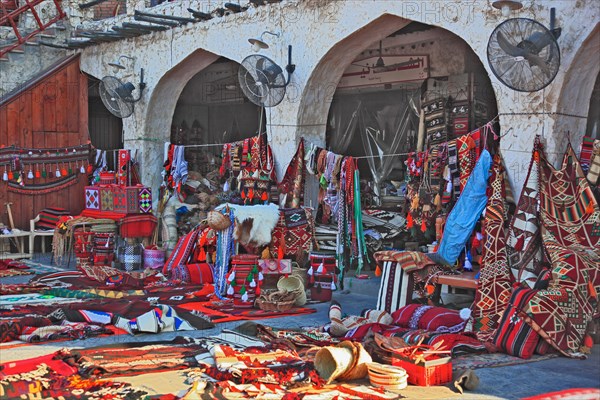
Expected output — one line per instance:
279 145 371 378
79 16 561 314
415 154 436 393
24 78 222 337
448 139 461 199
37 207 70 230
457 134 476 193
493 287 540 359
376 260 410 314
587 139 600 185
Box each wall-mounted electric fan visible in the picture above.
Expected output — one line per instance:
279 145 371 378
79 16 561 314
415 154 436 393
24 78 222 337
99 69 146 118
487 13 561 92
238 46 295 107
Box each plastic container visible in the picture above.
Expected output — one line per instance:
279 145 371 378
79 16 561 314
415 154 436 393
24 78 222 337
391 356 452 386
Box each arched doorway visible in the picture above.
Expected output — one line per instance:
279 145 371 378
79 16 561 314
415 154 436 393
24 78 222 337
325 21 498 204
170 57 266 175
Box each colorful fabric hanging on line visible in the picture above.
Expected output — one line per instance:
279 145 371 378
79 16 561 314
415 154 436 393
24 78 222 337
472 154 513 342
436 149 492 265
518 145 600 356
506 137 544 287
278 138 305 208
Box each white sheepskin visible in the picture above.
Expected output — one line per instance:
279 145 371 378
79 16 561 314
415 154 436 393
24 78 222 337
217 203 280 247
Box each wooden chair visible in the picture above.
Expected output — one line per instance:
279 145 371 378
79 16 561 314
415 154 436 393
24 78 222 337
29 215 55 255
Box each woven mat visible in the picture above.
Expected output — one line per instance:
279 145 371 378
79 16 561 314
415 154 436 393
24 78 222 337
17 260 68 274
452 351 560 370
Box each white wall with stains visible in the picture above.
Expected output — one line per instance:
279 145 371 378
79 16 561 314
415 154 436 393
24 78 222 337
73 0 599 201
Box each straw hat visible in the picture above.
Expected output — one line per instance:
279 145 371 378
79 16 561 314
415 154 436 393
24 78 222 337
314 346 354 384
337 341 373 381
277 274 307 306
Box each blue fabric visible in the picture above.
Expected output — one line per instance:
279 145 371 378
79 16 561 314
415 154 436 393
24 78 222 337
436 149 492 265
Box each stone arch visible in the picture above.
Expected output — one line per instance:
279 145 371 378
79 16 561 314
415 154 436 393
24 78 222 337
145 49 221 141
553 22 600 153
296 13 497 146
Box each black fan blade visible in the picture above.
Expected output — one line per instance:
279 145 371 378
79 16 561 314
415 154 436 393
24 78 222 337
497 31 527 57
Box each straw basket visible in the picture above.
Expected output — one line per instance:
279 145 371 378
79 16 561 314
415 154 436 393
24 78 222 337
314 346 355 384
277 274 307 306
207 210 231 231
255 290 297 312
337 341 373 381
366 362 408 390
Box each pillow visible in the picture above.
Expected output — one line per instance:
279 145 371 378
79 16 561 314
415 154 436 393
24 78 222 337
493 288 540 359
37 207 70 230
392 304 466 332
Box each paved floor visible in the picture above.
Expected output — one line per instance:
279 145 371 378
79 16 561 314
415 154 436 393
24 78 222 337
2 254 599 399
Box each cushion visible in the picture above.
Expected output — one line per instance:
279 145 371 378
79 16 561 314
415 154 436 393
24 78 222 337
185 263 214 284
392 304 466 333
493 287 540 359
37 207 70 230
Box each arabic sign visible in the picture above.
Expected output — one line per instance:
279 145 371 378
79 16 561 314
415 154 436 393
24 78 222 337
338 55 429 89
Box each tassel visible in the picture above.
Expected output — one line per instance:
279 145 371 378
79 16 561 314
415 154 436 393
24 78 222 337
514 235 525 251
406 213 414 229
375 264 382 277
261 191 268 202
261 247 271 259
241 291 249 302
27 170 33 179
411 195 419 210
277 240 284 260
223 180 230 192
255 285 261 296
472 234 481 249
241 190 246 200
331 279 337 291
307 266 314 276
434 193 441 211
421 218 427 233
317 262 324 274
319 174 327 188
35 169 41 178
86 164 93 174
252 169 259 179
588 281 597 299
55 168 61 178
247 188 254 200
586 201 595 215
80 164 85 174
464 252 473 271
247 153 252 163
249 278 256 288
258 272 264 281
227 270 236 283
446 180 452 193
198 247 206 262
426 284 436 295
2 171 7 181
227 285 234 295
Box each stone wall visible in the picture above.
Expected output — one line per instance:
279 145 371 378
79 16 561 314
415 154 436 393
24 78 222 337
77 0 600 201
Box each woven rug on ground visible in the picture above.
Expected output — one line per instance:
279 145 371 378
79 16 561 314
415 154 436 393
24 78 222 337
178 299 317 324
472 155 513 342
0 351 148 399
506 142 544 287
451 351 559 370
0 260 32 277
17 259 68 274
520 147 600 356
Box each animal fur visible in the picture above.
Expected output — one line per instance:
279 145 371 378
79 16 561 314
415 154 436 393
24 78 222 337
218 203 280 247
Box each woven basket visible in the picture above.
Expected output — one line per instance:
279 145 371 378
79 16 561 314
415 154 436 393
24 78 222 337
366 362 408 390
277 274 307 306
207 210 231 231
337 341 372 381
315 346 354 384
255 297 296 312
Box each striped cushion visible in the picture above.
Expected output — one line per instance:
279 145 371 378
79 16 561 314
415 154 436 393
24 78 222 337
493 288 540 359
376 261 410 314
37 207 70 230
